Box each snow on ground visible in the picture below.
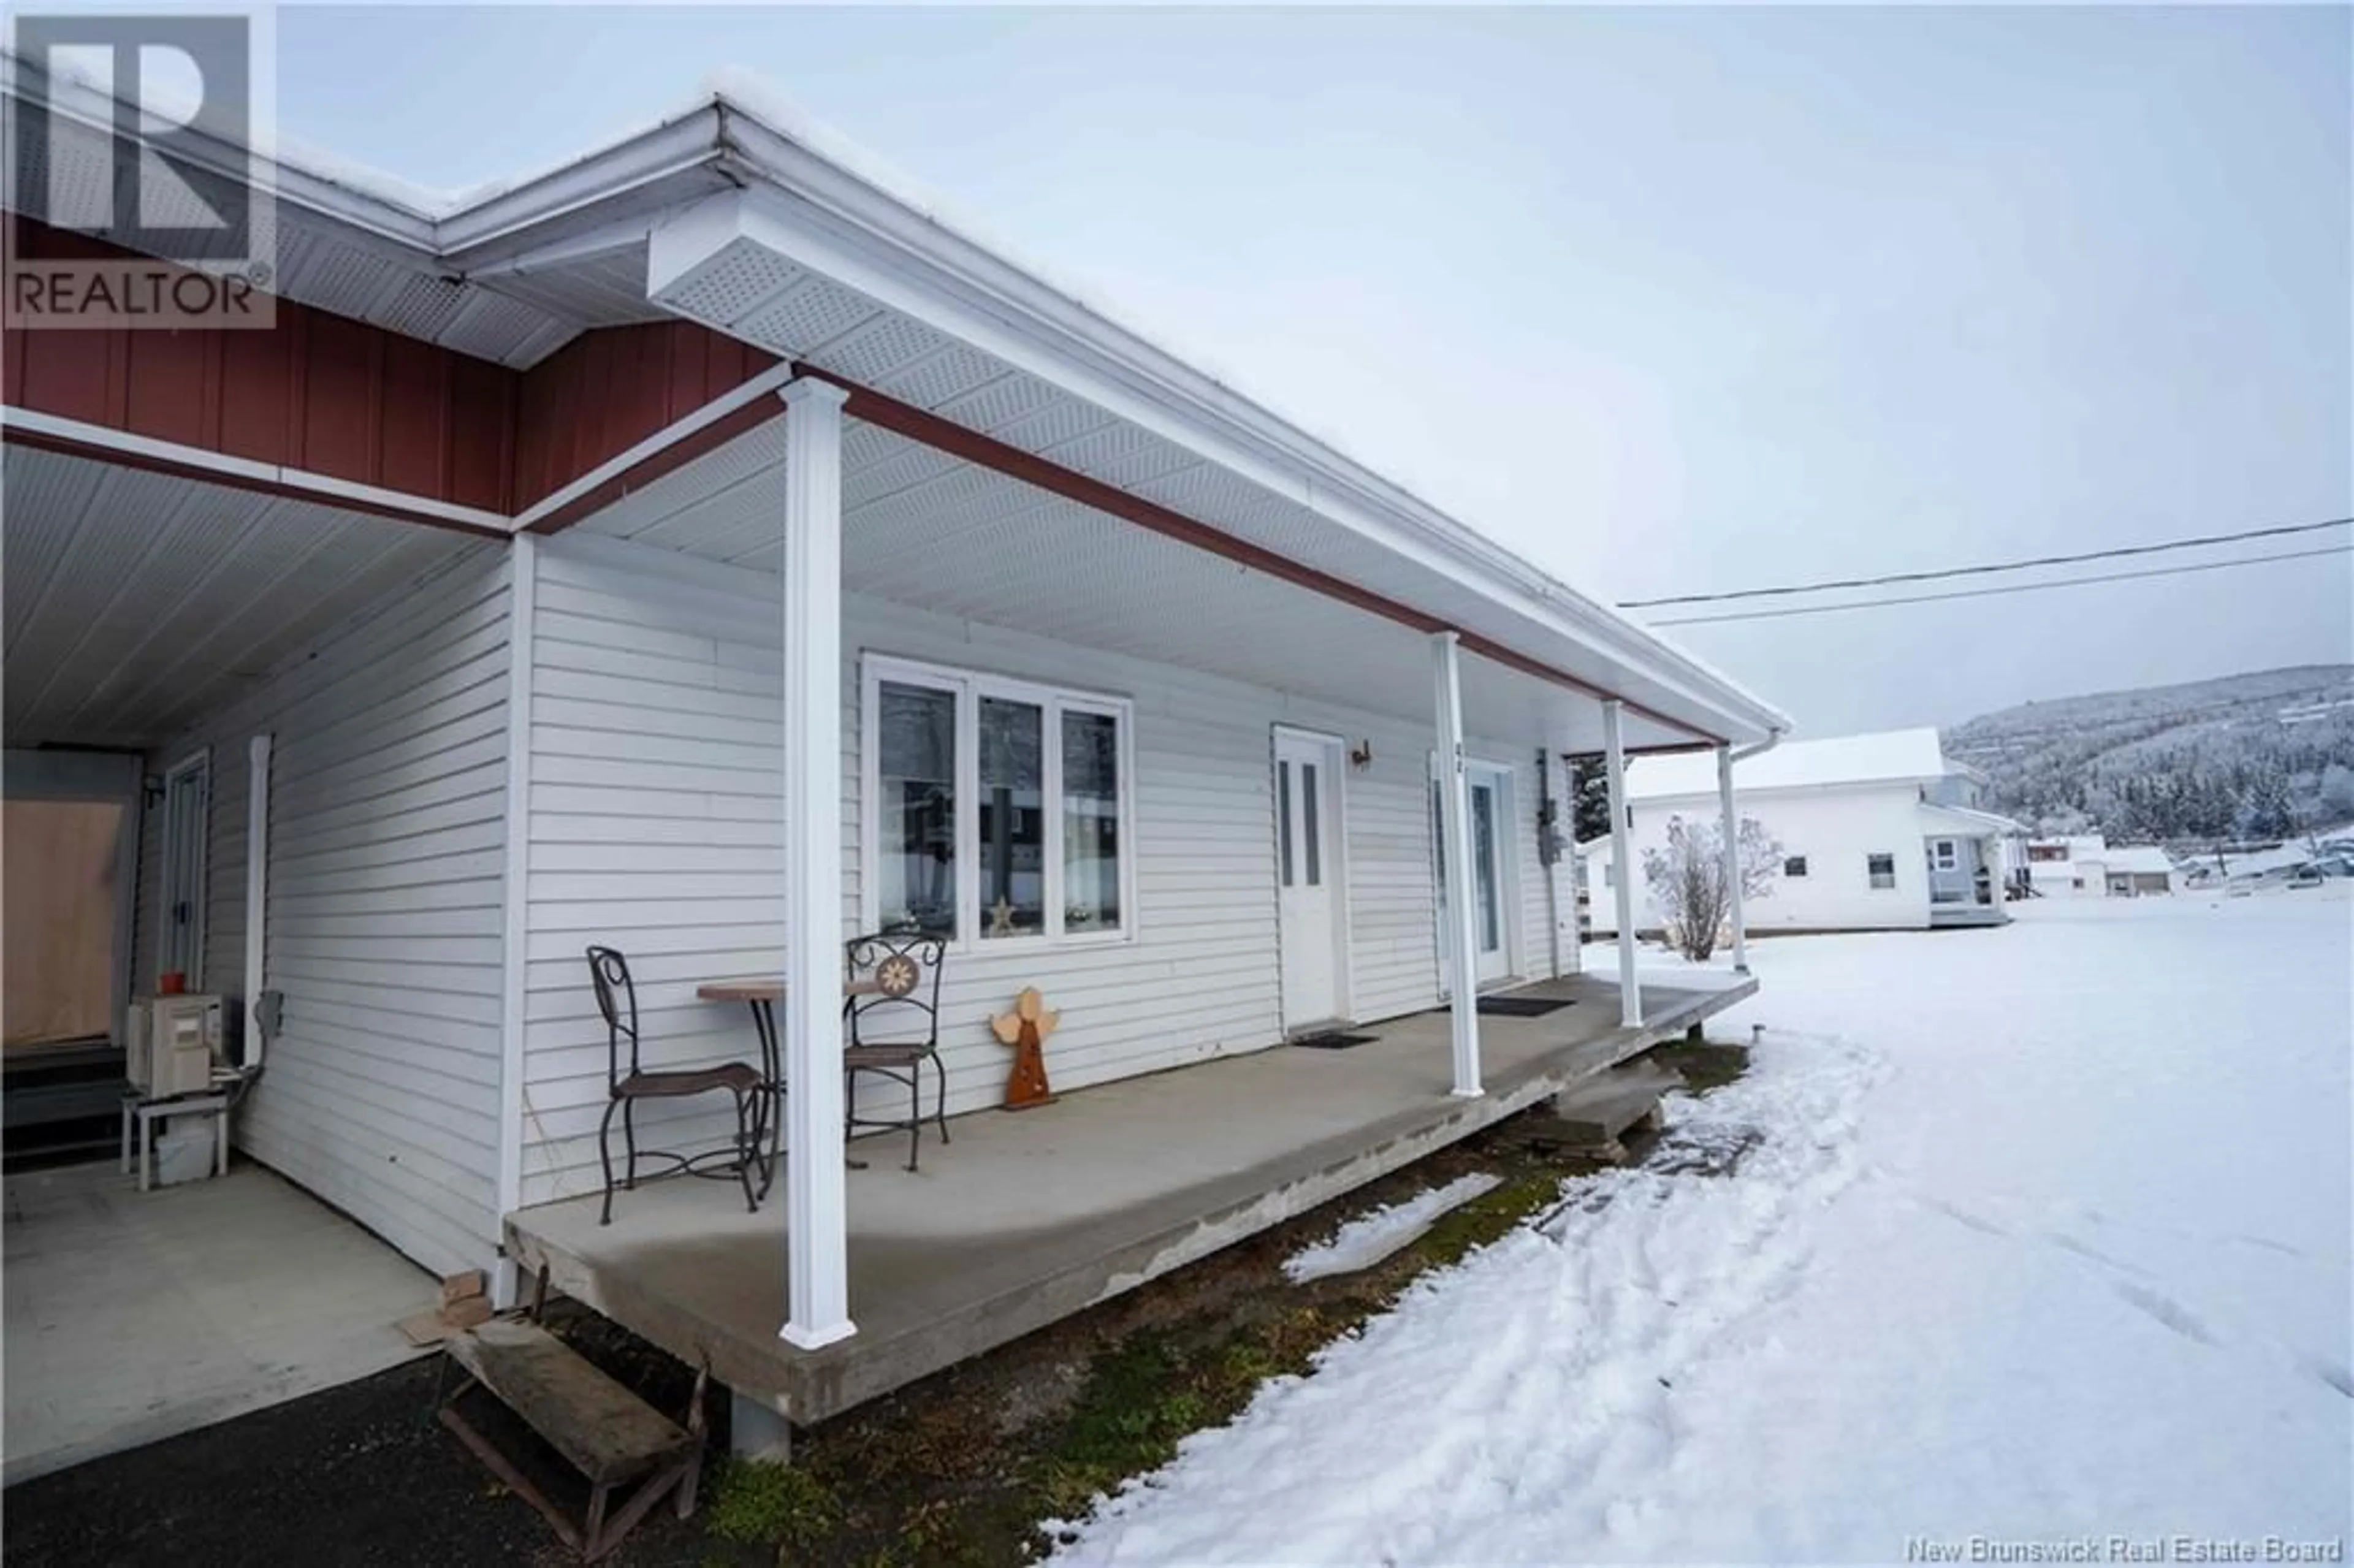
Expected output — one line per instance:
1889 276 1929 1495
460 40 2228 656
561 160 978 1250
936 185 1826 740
1283 1174 1505 1284
1059 889 2353 1564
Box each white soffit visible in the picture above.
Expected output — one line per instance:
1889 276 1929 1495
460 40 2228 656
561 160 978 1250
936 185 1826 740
1 446 486 749
12 107 655 368
577 417 1674 752
643 188 1768 745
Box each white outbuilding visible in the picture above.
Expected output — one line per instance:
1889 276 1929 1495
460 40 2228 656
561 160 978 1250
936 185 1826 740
2097 845 2180 897
1585 728 2022 935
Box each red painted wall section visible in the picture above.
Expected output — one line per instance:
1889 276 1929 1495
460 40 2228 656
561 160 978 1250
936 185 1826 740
5 221 780 520
509 321 777 509
5 220 517 511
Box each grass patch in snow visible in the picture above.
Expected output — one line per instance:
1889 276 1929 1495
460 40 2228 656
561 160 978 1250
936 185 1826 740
1410 1173 1568 1271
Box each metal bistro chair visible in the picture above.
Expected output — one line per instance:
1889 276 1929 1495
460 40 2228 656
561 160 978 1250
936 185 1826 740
842 929 950 1172
587 946 765 1225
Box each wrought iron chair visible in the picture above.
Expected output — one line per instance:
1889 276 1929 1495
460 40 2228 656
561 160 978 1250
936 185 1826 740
587 946 765 1225
842 929 951 1172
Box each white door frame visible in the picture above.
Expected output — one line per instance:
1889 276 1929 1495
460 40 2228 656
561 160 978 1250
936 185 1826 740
157 749 211 989
1273 726 1351 1030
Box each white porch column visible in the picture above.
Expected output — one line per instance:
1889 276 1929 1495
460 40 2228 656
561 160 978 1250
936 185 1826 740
1716 744 1750 975
1603 700 1643 1029
1431 632 1482 1097
779 376 855 1350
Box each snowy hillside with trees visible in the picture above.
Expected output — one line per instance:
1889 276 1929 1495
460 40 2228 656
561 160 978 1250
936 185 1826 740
1945 666 2354 841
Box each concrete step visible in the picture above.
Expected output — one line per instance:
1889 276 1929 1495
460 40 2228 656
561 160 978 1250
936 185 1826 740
1543 1060 1685 1158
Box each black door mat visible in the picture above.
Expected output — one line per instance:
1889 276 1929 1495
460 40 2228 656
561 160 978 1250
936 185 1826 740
1476 996 1575 1018
1289 1031 1380 1050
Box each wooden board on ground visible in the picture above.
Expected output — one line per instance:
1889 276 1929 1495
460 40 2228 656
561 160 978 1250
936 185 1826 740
446 1321 692 1488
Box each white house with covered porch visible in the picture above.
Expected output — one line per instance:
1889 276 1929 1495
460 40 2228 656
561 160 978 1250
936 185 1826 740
2 73 1786 1445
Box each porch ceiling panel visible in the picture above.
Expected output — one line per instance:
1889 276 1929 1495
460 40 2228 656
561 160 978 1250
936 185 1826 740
576 419 1657 752
642 192 1779 745
1 446 487 750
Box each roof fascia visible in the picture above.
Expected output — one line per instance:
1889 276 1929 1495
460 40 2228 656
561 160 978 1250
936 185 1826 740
676 140 1783 741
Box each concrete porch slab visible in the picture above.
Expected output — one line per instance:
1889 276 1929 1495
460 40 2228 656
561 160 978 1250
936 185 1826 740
506 972 1756 1429
2 1161 439 1486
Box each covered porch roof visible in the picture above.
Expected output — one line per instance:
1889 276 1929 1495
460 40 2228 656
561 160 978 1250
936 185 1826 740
2 444 489 750
4 65 1789 755
569 411 1683 750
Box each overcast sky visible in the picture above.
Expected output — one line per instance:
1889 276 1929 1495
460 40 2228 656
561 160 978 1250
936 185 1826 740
277 6 2352 736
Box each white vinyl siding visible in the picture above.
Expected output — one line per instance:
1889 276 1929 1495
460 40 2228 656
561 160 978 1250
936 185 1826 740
514 533 1556 1206
203 741 248 1004
136 545 512 1279
1523 755 1570 981
517 536 790 1209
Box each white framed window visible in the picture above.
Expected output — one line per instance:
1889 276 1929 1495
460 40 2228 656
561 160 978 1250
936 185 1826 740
1867 852 1897 890
863 653 1135 949
1930 839 1959 872
1784 855 1808 878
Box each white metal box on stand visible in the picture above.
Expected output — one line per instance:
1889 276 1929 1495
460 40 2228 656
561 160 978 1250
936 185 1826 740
126 995 223 1099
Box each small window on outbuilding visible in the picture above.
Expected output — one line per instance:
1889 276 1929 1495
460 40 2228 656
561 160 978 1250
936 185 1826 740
1867 853 1897 890
1784 855 1808 878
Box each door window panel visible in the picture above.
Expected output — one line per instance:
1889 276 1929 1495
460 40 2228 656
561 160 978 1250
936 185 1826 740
1278 761 1295 888
1301 763 1322 887
1471 781 1500 951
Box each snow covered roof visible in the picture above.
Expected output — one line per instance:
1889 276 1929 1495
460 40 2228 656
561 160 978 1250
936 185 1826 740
1628 728 1951 801
1920 803 2027 836
2213 842 2322 880
2101 847 2176 876
2029 835 2109 856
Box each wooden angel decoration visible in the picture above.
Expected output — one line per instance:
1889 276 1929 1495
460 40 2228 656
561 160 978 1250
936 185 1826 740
989 987 1059 1110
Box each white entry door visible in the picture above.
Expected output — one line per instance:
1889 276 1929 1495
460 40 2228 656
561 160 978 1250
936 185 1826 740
1275 732 1345 1028
1436 761 1514 991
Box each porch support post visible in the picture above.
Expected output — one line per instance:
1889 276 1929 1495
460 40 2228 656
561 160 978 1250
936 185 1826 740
778 376 855 1350
1603 701 1643 1029
1431 632 1482 1097
1716 744 1750 975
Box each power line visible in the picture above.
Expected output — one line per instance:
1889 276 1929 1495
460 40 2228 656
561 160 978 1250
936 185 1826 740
1618 516 2353 608
1646 544 2353 627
